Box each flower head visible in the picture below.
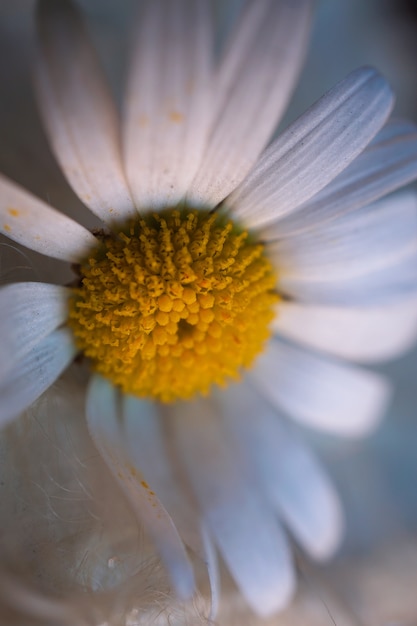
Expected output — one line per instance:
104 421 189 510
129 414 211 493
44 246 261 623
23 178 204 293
68 208 278 401
2 0 417 617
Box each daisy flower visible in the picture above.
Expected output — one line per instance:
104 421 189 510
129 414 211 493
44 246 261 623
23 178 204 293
1 0 417 617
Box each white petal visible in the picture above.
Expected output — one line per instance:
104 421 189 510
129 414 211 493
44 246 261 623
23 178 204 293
250 338 391 436
273 297 417 363
220 384 344 560
187 0 312 207
269 192 417 282
85 376 195 600
0 328 76 428
0 573 79 625
228 67 394 227
0 282 70 379
35 0 136 225
123 0 212 210
0 175 96 261
122 396 200 548
262 119 417 239
122 395 219 618
280 247 417 306
171 398 295 616
200 523 220 621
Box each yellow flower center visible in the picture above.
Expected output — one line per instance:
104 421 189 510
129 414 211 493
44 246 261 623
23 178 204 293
68 208 278 402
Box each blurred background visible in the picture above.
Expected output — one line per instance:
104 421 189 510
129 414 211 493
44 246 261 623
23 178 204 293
0 1 417 624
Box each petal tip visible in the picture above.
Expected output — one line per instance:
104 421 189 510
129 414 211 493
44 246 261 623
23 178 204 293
253 565 296 618
310 498 345 562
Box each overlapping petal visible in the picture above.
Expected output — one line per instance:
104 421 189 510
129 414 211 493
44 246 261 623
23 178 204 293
122 395 220 618
86 375 195 600
228 67 394 227
273 297 417 362
187 0 312 207
35 0 136 225
123 0 212 210
250 338 391 436
281 247 417 306
269 192 417 281
220 384 344 560
261 119 417 239
170 397 295 616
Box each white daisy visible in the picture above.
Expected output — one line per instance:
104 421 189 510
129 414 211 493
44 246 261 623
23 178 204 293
1 0 417 617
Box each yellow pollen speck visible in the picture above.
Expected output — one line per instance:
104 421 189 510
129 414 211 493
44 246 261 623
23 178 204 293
68 208 278 402
169 110 183 123
7 208 20 217
3 224 11 232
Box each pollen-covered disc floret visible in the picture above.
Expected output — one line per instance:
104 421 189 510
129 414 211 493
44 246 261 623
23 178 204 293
68 208 278 402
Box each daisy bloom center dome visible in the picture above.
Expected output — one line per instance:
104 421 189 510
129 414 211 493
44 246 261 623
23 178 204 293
68 207 278 402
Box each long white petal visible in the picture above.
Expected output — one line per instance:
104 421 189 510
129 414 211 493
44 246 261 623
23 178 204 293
0 282 70 378
85 376 195 600
35 0 136 225
123 0 212 210
122 395 219 618
0 175 96 261
200 523 220 621
187 0 312 207
250 338 391 436
122 396 200 549
273 297 417 363
228 67 394 227
220 384 344 560
280 247 417 306
261 119 417 239
269 192 417 282
171 398 295 616
0 328 76 428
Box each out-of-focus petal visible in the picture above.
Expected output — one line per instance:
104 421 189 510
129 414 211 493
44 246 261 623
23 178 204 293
269 192 417 281
85 375 195 601
122 394 219 618
273 297 417 362
250 338 391 436
220 384 344 559
171 397 295 616
35 0 136 225
123 0 212 210
187 0 312 207
280 247 417 305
